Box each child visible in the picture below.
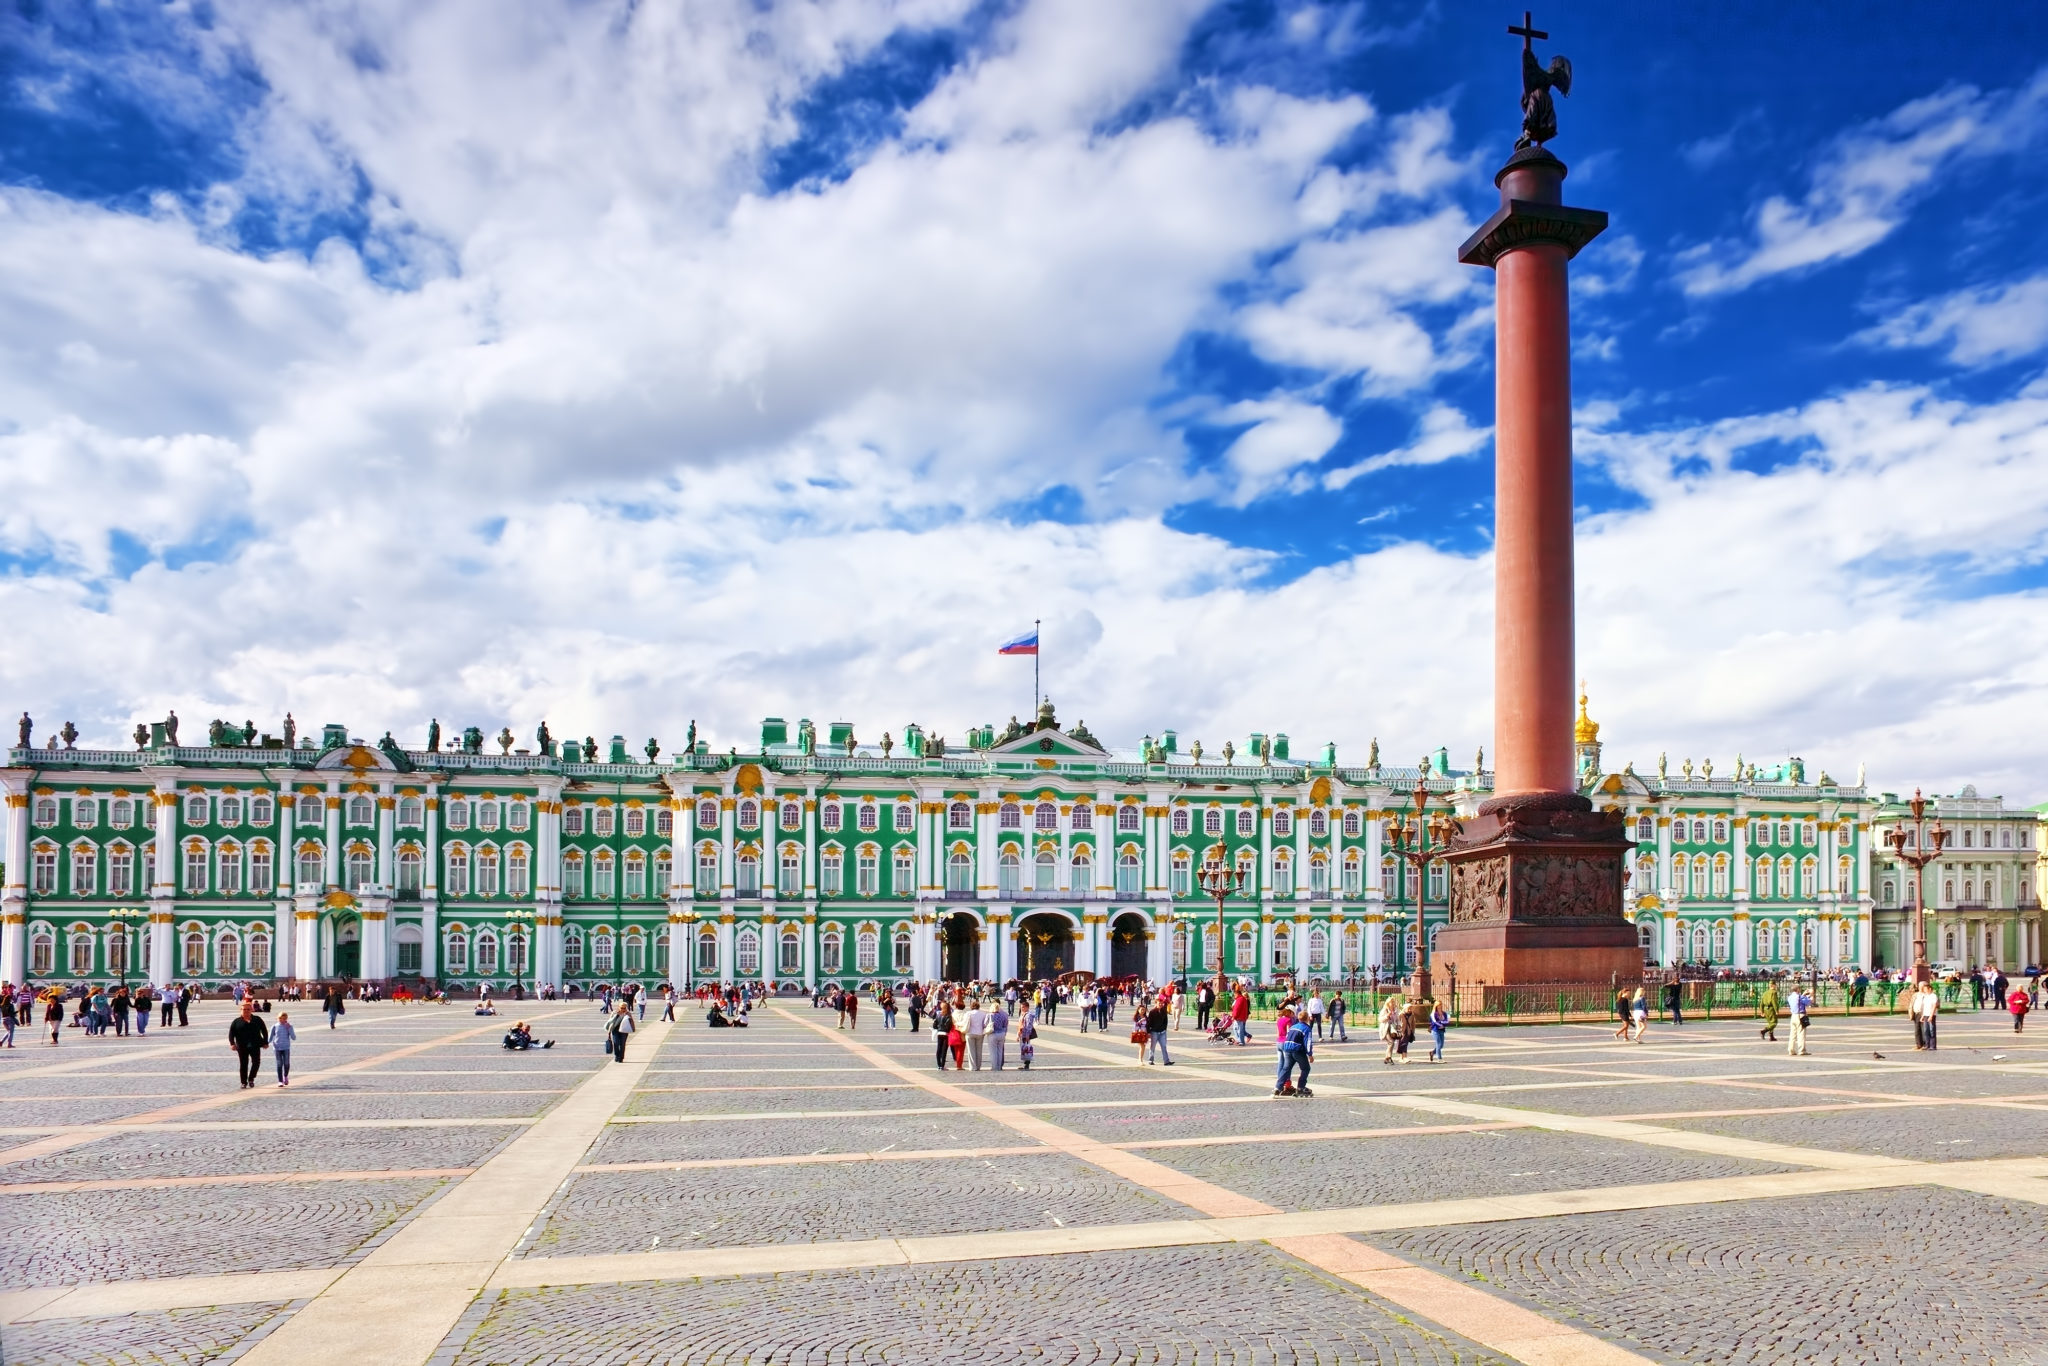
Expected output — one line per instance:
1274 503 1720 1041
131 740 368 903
272 1012 297 1086
1018 1010 1037 1070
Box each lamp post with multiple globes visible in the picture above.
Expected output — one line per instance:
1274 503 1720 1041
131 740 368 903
1197 843 1246 1004
1881 788 1947 985
107 906 147 991
1384 774 1458 1002
505 907 535 997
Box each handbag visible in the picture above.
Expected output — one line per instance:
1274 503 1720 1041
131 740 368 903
1129 1027 1147 1044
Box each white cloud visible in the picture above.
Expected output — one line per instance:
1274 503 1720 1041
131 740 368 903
1212 398 1343 504
1676 69 2048 297
1863 272 2048 367
1323 404 1489 489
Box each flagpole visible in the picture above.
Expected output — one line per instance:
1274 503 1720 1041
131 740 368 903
1034 617 1041 713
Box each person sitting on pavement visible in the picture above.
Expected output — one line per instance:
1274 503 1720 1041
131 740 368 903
502 1021 554 1050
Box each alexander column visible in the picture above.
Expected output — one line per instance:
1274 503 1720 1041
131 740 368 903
1436 13 1641 988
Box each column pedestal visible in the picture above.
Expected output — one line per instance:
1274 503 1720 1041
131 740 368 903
1439 793 1639 986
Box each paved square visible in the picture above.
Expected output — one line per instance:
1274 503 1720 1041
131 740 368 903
2 999 2044 1365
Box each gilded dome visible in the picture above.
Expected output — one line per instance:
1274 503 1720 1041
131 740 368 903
1574 687 1600 745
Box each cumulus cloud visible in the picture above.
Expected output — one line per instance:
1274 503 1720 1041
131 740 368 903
1323 404 1489 489
1676 69 2048 297
1862 272 2048 367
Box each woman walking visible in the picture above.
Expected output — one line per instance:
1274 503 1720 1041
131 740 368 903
44 989 63 1045
1018 1010 1037 1070
605 1001 636 1063
1427 998 1449 1062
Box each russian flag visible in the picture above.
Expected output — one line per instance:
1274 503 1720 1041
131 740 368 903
997 628 1039 656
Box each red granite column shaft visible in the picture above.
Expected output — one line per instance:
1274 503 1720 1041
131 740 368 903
1492 238 1577 798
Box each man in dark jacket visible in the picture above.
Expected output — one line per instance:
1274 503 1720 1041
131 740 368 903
227 999 270 1089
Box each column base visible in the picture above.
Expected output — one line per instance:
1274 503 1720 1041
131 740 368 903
1440 792 1641 987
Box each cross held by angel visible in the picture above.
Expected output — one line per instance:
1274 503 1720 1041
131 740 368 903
1510 11 1573 149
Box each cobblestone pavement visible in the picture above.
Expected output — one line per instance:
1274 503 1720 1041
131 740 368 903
5 1001 2046 1366
456 1247 1511 1365
0 1300 294 1366
525 1151 1195 1255
1373 1188 2048 1365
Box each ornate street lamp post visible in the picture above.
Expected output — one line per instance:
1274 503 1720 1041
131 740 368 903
1882 789 1947 985
505 907 535 998
1384 775 1457 1001
1197 843 1246 1001
107 906 147 991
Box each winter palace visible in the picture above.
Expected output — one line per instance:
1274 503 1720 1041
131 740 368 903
0 699 2039 993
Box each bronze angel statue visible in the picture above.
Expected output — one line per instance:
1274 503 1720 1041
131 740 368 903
1517 43 1572 148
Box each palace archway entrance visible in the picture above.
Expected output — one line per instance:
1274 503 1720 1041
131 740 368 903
1109 912 1149 979
334 916 362 979
941 912 980 982
1017 912 1075 981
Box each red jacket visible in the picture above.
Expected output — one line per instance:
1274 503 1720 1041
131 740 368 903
2012 994 2032 1016
1230 992 1251 1021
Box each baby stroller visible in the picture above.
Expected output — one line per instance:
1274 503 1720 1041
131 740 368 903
1205 1015 1236 1045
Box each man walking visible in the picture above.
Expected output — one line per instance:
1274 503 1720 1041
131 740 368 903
1144 996 1173 1066
175 983 191 1027
605 1001 636 1063
966 999 989 1070
161 985 177 1029
1787 984 1811 1057
227 998 269 1090
323 982 345 1029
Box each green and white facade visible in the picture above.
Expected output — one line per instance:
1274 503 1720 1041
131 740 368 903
0 700 2037 992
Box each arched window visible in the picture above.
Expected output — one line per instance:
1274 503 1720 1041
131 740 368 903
621 806 644 838
781 801 802 830
998 851 1021 896
1035 803 1057 830
1800 921 1816 959
696 928 718 974
1234 924 1255 970
347 796 373 826
1071 804 1092 831
821 929 843 975
591 930 615 975
1117 852 1141 896
445 930 471 976
1385 924 1408 964
1171 807 1190 836
508 846 530 897
1343 809 1361 837
1690 925 1709 960
1342 921 1362 969
1754 923 1771 962
893 928 912 972
563 931 585 977
398 797 423 826
296 795 322 825
473 846 500 897
1309 808 1327 838
182 927 207 974
1118 805 1142 833
31 797 56 827
738 800 759 831
624 929 647 975
857 803 881 834
1273 808 1293 838
1712 922 1730 960
1071 848 1093 889
624 851 646 900
1838 920 1853 960
184 794 210 825
1637 813 1654 842
475 931 498 975
999 803 1021 829
856 926 879 973
215 929 240 976
1777 923 1795 961
28 926 53 976
1272 923 1291 971
697 799 719 828
736 851 760 895
1236 809 1255 837
1205 808 1223 836
1307 925 1329 972
947 850 973 893
1034 849 1056 892
70 927 95 976
779 928 801 974
948 802 972 830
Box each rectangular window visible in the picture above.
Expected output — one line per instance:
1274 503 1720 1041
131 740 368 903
251 847 273 894
625 859 646 899
508 850 530 897
563 805 585 836
893 850 913 895
446 853 469 898
565 859 587 898
109 848 133 896
476 853 500 897
823 852 843 895
397 940 421 973
594 859 616 898
653 857 670 897
184 847 208 893
1170 860 1190 897
779 851 801 896
219 851 242 895
857 853 878 896
299 849 322 886
70 848 94 895
696 852 717 895
1343 861 1361 898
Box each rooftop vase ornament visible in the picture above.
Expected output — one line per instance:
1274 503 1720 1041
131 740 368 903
498 727 514 754
60 721 78 750
132 724 149 750
645 738 660 762
1221 741 1235 765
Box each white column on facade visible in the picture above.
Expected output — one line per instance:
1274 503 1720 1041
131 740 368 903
1258 793 1274 909
1663 910 1680 966
718 914 735 985
802 911 817 989
668 912 689 995
534 780 563 988
320 779 340 888
1257 913 1274 984
1 780 30 986
151 776 181 985
420 783 441 980
803 789 818 899
1295 791 1312 906
272 786 295 981
1655 810 1674 903
719 789 736 897
977 791 998 897
1733 912 1750 969
1057 805 1072 893
377 782 396 888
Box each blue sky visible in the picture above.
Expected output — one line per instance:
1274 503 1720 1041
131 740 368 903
2 1 2046 798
